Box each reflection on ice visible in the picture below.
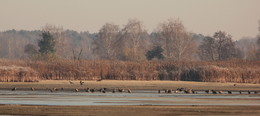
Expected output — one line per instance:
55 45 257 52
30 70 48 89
0 90 259 106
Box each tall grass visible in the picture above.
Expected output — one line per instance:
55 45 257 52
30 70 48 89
0 59 259 83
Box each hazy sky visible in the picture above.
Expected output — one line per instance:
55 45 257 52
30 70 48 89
0 0 260 40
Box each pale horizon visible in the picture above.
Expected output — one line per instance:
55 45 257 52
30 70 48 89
0 0 260 40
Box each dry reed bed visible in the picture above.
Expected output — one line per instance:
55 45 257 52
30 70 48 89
0 59 259 83
0 66 38 82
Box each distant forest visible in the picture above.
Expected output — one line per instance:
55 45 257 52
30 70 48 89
0 19 259 61
0 19 260 83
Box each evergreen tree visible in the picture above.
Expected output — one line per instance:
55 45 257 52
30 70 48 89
146 46 164 60
38 31 56 54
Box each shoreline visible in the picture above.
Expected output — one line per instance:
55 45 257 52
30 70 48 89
1 80 260 91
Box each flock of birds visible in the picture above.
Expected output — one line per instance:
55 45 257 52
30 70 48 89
10 80 132 93
9 81 259 94
158 88 259 94
11 87 132 93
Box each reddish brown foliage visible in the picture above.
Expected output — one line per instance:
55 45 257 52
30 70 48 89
0 59 259 83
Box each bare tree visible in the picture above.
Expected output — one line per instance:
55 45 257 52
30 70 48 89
157 19 196 61
257 21 260 60
93 23 119 60
247 42 258 60
199 31 238 61
236 38 258 60
72 48 83 61
214 31 236 60
198 36 217 61
24 44 38 57
119 19 148 61
65 31 94 60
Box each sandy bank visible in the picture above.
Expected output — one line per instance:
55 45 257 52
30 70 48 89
0 105 259 116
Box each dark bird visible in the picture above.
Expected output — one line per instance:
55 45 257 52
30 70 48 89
248 91 251 94
212 90 217 94
80 81 84 85
205 90 210 94
127 89 132 93
158 90 161 93
228 91 232 94
98 88 103 92
112 89 116 93
85 88 90 92
12 87 17 91
192 90 197 94
118 88 124 92
50 88 57 92
184 89 193 94
234 84 237 86
239 90 242 94
96 79 102 82
90 88 95 93
167 89 172 94
164 89 168 93
254 91 259 94
100 88 106 93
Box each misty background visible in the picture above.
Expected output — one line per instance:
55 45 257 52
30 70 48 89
0 0 260 60
1 0 260 39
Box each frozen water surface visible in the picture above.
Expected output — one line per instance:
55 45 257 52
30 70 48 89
0 90 259 106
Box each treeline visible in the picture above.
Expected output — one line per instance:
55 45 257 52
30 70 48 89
0 19 260 61
0 59 259 83
0 29 94 60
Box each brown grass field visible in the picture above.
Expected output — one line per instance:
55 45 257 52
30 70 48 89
0 105 260 116
1 59 260 84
